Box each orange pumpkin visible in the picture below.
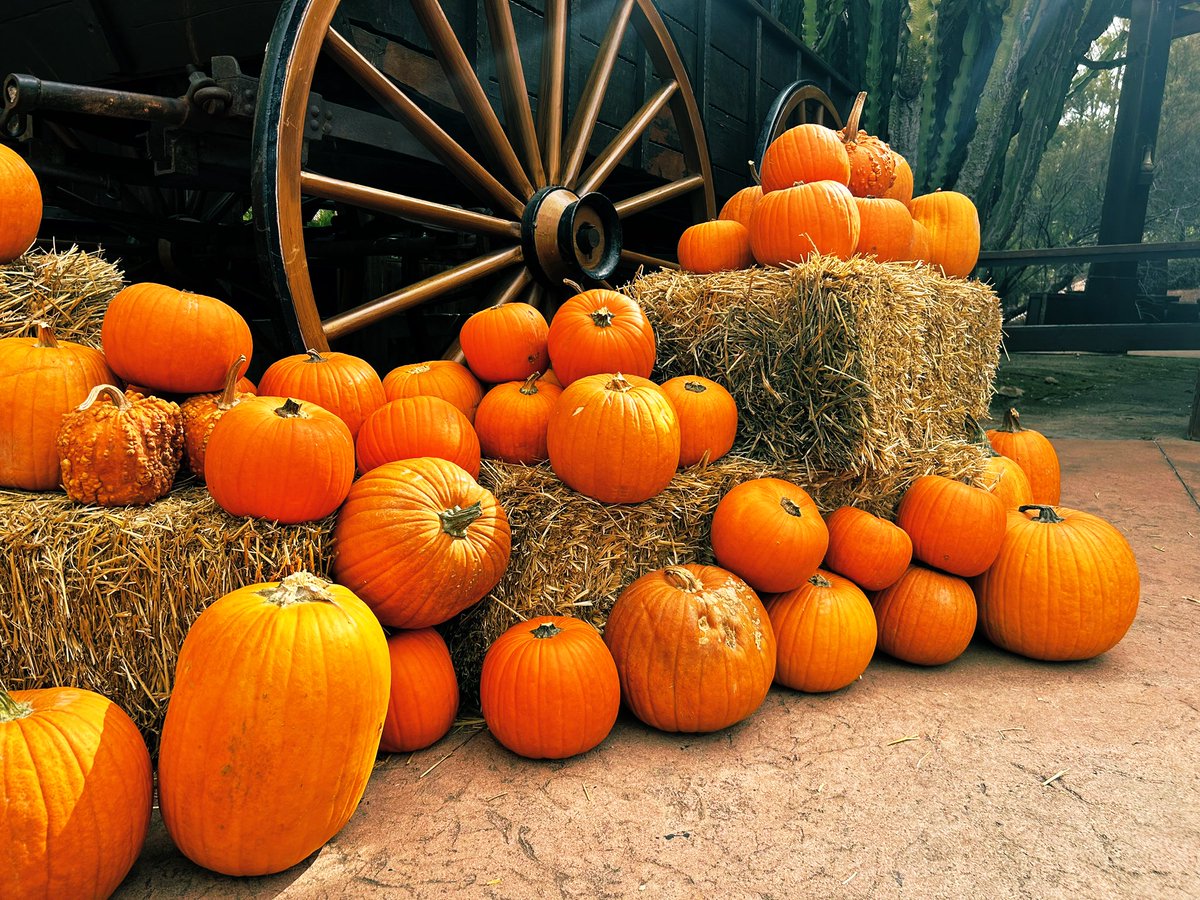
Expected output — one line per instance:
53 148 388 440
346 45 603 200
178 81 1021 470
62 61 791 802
871 564 977 666
853 197 914 262
0 144 42 262
659 375 738 467
909 190 981 278
355 395 481 477
981 451 1034 509
459 302 549 383
257 349 385 438
759 124 850 193
896 475 1005 577
749 180 860 266
677 220 754 274
908 219 931 262
475 372 562 464
718 185 763 229
836 92 896 198
539 369 563 387
986 407 1060 505
381 628 460 753
883 152 914 206
546 289 656 387
822 506 913 591
180 355 256 479
382 359 483 422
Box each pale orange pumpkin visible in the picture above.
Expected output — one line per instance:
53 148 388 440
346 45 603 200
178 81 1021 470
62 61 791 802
909 190 981 278
546 289 656 387
355 395 481 477
257 348 385 438
474 372 562 464
677 220 754 274
659 376 738 467
853 197 914 262
871 564 977 666
380 628 460 753
883 152 914 206
382 359 484 422
459 302 550 383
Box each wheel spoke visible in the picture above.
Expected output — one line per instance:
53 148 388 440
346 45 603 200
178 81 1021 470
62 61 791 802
324 245 524 340
538 0 567 183
613 173 706 218
620 249 679 271
577 80 677 196
300 171 521 238
411 0 535 200
485 0 546 187
441 267 532 362
324 27 523 218
560 0 636 189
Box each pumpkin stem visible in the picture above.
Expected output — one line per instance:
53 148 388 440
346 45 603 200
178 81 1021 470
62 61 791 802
439 501 483 538
663 566 702 592
998 407 1026 434
519 372 542 395
590 306 614 328
409 363 432 374
809 573 832 588
965 414 1000 457
684 380 708 394
1019 504 1065 524
304 349 326 363
563 278 585 294
274 398 306 418
257 571 337 607
780 496 803 517
33 321 60 348
0 684 33 722
530 621 562 639
217 355 248 410
842 91 867 140
605 372 633 393
77 383 129 412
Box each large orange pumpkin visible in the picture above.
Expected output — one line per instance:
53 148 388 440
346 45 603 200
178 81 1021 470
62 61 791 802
0 144 42 262
749 180 860 266
355 395 481 477
474 372 562 464
180 355 256 479
381 628 460 753
909 190 981 278
257 349 385 438
459 302 550 383
382 359 483 422
546 289 656 387
759 124 850 193
1 685 152 900
659 375 738 467
986 407 1060 505
896 475 1005 577
158 572 389 876
822 506 912 591
718 185 763 229
853 197 914 262
604 564 776 733
871 564 977 666
677 220 754 274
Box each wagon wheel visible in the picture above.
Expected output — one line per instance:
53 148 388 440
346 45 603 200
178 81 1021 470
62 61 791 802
254 0 715 357
753 80 843 172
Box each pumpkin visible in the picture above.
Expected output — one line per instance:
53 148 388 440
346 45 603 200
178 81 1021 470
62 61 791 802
205 396 355 524
480 616 620 759
158 572 389 876
710 477 829 593
822 506 912 591
853 197 914 262
677 220 754 274
604 564 776 733
332 456 511 628
981 451 1034 509
909 190 981 278
0 144 43 263
0 685 152 900
257 348 385 438
459 302 549 383
56 384 183 506
546 289 656 387
836 92 896 197
0 322 115 490
474 372 562 464
748 180 860 266
908 219 931 262
974 505 1140 661
718 185 763 229
659 376 738 467
765 569 876 692
382 359 483 422
871 564 977 666
896 475 1005 577
180 355 255 479
759 124 850 193
986 407 1060 504
355 395 481 477
882 152 914 206
546 372 680 503
539 369 563 387
381 628 460 753
100 282 252 393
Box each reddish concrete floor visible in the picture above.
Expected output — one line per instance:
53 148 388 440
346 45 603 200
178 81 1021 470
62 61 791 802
116 438 1200 899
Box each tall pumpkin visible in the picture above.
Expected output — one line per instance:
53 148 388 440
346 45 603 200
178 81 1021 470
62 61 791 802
871 565 977 666
257 349 385 438
896 475 1005 577
853 197 914 262
749 180 860 266
355 395 481 477
909 190 981 278
759 124 850 193
459 302 550 383
382 359 483 422
546 289 656 387
0 144 42 263
1 685 152 900
381 628 460 753
822 506 912 591
158 572 389 876
474 372 562 465
986 407 1060 505
659 376 738 467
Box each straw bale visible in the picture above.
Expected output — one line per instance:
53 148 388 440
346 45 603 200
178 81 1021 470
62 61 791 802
0 245 123 347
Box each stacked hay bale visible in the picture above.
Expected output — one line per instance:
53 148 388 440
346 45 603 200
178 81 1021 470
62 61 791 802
0 245 122 346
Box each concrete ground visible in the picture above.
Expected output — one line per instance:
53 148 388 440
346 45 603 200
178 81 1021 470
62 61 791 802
117 354 1200 899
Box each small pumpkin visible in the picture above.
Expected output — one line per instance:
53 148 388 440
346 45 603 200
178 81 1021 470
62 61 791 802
546 372 680 503
710 478 829 593
257 348 385 438
766 569 877 692
356 395 481 477
896 475 1005 577
871 564 977 666
909 190 981 278
986 407 1060 504
882 151 914 206
179 355 255 479
853 197 914 262
659 376 738 467
605 564 776 733
0 144 43 263
381 628 460 753
56 384 184 506
974 505 1140 661
158 572 389 876
0 684 152 900
475 372 562 464
332 456 511 628
822 506 912 591
718 185 763 230
459 302 550 383
677 220 754 274
204 396 355 524
546 289 656 387
480 616 620 759
836 92 896 198
382 359 483 422
749 180 861 266
759 124 850 193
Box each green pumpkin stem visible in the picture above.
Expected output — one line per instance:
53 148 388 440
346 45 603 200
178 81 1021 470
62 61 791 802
1019 504 1065 524
531 621 562 639
439 501 483 538
684 380 708 394
998 407 1026 434
274 398 305 418
590 307 614 328
780 496 803 517
33 321 59 348
218 355 248 409
304 349 326 363
664 566 702 592
77 383 130 412
809 573 832 588
257 571 337 606
520 372 542 395
0 685 33 722
965 414 1001 457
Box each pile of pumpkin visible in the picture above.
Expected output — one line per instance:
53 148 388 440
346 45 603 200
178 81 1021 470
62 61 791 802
676 92 981 278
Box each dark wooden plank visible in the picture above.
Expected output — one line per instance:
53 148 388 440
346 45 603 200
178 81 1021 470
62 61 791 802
707 48 750 124
710 0 752 61
977 240 1200 267
0 0 118 83
1003 323 1200 353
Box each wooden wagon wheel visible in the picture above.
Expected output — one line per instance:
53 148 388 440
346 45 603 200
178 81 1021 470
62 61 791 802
253 0 715 356
753 80 843 171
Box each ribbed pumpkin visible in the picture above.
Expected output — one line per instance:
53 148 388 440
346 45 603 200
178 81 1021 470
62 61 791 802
974 505 1140 661
0 144 43 263
822 506 913 591
677 220 753 274
381 628 460 753
480 615 620 759
257 349 385 438
759 124 850 193
718 185 763 229
205 396 355 524
896 475 1005 577
1 685 152 900
180 356 255 479
546 289 656 387
853 197 914 262
474 372 562 464
158 572 389 877
660 376 738 467
546 372 680 503
871 564 977 666
459 302 550 383
355 395 481 477
56 384 184 506
882 152 914 206
749 180 860 266
0 322 115 490
100 282 252 393
382 359 483 422
909 190 981 278
981 451 1034 509
908 219 931 262
332 456 511 628
766 569 877 692
986 407 1061 504
836 92 896 198
711 478 829 593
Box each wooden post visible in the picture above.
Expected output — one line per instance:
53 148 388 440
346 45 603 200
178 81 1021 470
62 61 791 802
1188 368 1200 441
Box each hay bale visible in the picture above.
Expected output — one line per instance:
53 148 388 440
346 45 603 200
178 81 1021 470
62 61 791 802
0 246 123 347
0 482 334 750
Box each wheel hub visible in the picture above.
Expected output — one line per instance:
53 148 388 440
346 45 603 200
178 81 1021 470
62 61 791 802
521 186 622 287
